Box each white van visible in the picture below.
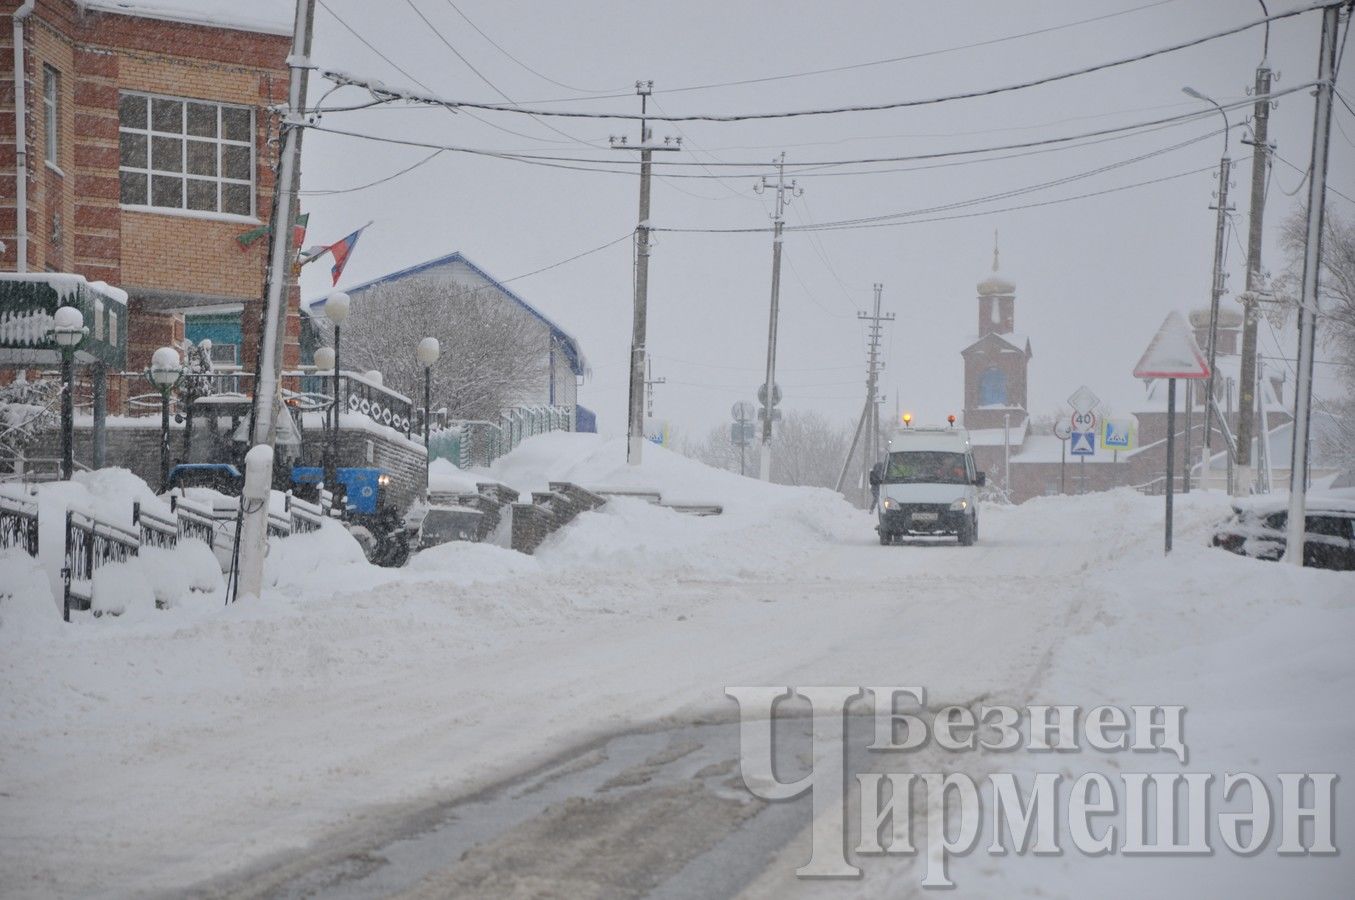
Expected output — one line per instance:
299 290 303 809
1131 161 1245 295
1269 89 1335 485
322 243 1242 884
872 426 985 546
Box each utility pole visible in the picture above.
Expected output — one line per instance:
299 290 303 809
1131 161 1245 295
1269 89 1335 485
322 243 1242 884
857 283 893 497
755 152 801 481
612 81 680 466
1234 63 1275 495
643 354 665 419
236 0 314 602
1285 1 1341 566
1199 153 1233 489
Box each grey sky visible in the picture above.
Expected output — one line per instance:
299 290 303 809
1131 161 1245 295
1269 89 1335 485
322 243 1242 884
274 0 1355 436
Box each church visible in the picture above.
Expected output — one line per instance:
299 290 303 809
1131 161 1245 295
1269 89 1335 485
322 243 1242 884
957 240 1300 503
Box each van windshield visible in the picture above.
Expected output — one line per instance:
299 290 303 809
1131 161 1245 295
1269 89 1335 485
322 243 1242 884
884 451 970 484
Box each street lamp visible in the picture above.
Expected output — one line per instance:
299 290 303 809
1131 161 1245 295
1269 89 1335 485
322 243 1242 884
51 306 86 480
313 345 336 491
148 346 184 492
322 290 350 497
1183 85 1232 490
416 337 440 496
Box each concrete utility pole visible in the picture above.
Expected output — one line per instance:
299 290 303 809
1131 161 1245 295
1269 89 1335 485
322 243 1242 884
857 283 893 497
236 0 315 602
1234 64 1275 495
1183 84 1235 492
612 81 680 466
643 354 665 419
1285 1 1341 566
755 152 801 481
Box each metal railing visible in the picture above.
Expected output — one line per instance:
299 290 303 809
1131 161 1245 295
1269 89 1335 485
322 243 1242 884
428 404 575 470
63 508 140 621
0 493 39 556
285 491 325 534
132 501 177 549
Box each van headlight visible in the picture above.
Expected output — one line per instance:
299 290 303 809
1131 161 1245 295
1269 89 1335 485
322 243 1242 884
949 499 968 511
881 498 898 510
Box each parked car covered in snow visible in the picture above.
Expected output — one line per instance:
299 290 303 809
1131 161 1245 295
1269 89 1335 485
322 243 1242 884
1211 492 1355 571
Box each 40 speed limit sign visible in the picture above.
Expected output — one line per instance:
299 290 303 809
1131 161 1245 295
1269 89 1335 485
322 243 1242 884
1070 410 1098 432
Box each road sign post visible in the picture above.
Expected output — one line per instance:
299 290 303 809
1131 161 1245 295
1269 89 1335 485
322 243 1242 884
1133 312 1211 554
1053 421 1071 494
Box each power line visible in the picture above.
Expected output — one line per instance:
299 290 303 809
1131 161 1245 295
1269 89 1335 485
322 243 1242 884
440 0 627 95
315 0 574 145
398 0 604 149
321 2 1337 123
300 149 444 195
656 165 1218 234
652 0 1181 96
306 87 1309 178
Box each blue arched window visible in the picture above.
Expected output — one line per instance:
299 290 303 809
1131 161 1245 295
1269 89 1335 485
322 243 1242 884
979 366 1008 406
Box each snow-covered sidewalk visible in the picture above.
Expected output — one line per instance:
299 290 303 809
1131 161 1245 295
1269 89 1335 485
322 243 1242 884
1 434 1351 896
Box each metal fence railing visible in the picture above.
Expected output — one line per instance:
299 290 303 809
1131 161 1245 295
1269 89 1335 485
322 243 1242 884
63 508 140 622
132 501 177 549
55 489 331 622
0 493 39 556
428 404 575 470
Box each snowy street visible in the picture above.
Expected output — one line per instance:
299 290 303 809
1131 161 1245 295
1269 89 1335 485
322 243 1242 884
3 435 1351 897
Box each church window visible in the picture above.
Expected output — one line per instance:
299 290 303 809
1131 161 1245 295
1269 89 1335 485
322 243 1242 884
979 366 1008 406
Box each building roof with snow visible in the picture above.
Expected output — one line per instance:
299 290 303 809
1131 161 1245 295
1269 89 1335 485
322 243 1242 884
78 1 292 35
306 251 587 377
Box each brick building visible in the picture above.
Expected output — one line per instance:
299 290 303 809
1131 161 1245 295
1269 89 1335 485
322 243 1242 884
1 0 296 386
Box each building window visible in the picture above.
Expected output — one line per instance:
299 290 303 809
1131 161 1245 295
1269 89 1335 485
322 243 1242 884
117 92 255 217
990 298 1001 325
979 366 1008 406
43 66 59 166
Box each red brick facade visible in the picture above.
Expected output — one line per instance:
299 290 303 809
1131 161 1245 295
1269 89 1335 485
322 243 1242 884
1 0 298 389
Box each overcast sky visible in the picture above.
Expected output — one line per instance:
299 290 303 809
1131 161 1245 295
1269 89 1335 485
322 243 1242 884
258 0 1355 438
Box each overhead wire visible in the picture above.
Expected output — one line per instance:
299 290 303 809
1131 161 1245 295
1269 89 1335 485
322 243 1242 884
440 0 627 95
398 0 607 148
648 0 1182 96
320 2 1338 123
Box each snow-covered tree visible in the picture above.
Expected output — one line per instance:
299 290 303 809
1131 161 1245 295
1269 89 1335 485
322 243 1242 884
681 409 853 492
314 276 545 422
0 375 61 471
1279 206 1355 467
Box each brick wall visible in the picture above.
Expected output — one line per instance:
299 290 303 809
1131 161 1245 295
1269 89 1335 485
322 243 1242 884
2 0 295 378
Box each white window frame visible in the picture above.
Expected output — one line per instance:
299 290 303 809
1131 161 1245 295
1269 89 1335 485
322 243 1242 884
117 91 257 222
43 65 60 168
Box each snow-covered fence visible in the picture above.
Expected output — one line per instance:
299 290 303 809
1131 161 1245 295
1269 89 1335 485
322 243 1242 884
0 493 39 556
266 510 291 540
132 501 177 549
285 492 324 534
169 495 218 548
430 405 575 470
62 509 139 622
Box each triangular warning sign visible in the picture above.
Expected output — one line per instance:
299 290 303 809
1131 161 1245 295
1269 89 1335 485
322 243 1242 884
1132 311 1210 379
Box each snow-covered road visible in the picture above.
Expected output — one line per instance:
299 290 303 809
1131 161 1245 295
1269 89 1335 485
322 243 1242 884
2 435 1351 897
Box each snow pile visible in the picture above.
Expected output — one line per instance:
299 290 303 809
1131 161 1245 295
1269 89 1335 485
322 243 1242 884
0 549 60 638
474 432 864 580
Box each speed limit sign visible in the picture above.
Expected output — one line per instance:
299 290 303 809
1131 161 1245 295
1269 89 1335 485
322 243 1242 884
1071 410 1098 432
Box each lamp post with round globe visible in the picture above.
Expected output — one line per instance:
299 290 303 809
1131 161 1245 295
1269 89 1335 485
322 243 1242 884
313 344 337 492
322 291 350 501
148 346 185 491
416 337 440 494
51 306 87 480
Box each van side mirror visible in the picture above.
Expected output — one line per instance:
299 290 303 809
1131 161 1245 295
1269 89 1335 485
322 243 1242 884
975 472 986 487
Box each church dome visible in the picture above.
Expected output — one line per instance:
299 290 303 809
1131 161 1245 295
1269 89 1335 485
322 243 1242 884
977 232 1015 296
978 273 1016 296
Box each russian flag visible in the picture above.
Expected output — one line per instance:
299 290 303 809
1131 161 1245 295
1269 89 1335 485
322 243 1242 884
327 225 368 286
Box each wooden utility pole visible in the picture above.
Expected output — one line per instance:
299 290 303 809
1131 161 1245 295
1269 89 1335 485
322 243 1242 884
1234 64 1274 495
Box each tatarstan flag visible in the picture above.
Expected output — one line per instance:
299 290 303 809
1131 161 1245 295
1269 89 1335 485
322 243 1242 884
236 214 310 252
